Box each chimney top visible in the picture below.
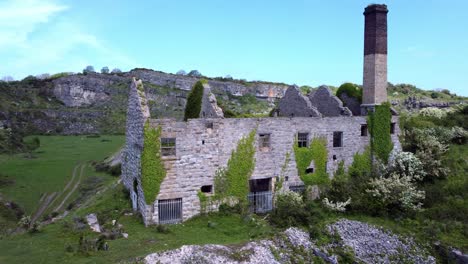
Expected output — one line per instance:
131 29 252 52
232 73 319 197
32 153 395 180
364 4 388 15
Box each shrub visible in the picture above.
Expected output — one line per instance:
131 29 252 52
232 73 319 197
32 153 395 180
336 83 362 103
270 191 308 227
183 81 204 121
141 123 166 204
367 151 426 213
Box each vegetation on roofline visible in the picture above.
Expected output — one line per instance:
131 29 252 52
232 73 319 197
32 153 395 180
183 80 204 121
336 82 362 103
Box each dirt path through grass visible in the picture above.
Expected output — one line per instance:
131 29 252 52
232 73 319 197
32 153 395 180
53 163 86 212
47 163 81 212
31 192 57 224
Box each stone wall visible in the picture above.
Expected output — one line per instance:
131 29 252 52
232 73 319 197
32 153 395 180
278 86 321 117
308 86 352 117
135 115 400 224
121 79 153 225
201 84 223 118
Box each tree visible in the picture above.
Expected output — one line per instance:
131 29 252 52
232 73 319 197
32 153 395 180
111 68 122 74
187 70 202 77
225 75 233 80
36 73 50 80
101 66 109 74
83 65 95 74
1 76 14 82
183 81 204 121
176 70 186 75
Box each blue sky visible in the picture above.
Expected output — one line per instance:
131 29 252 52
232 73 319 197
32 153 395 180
1 0 467 96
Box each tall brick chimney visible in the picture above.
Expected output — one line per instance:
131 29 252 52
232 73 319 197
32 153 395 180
361 4 388 114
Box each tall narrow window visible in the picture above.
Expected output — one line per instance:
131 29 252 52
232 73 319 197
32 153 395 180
333 132 343 147
259 133 271 149
161 138 176 156
390 123 396 134
297 133 309 148
361 124 368 136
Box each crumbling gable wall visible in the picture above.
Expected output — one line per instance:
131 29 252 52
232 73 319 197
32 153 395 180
278 86 321 117
308 86 352 117
122 78 153 224
339 93 362 116
201 84 224 118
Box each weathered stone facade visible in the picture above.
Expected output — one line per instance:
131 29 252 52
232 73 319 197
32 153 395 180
122 3 400 225
122 78 401 224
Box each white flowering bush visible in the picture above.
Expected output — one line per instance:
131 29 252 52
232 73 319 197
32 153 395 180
451 126 468 144
419 107 446 119
387 151 426 181
367 151 426 212
322 198 351 212
367 174 425 211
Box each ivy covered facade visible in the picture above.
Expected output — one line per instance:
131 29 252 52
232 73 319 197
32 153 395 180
122 78 400 225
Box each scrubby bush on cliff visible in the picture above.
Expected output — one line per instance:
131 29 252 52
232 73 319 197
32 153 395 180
183 81 204 121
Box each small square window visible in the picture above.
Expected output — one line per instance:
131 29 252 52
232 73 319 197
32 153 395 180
200 185 212 194
259 133 271 149
297 133 309 148
333 132 343 148
361 124 368 137
390 123 396 134
206 122 213 129
161 138 176 156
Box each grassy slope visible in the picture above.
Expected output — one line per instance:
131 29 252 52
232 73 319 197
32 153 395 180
0 182 274 264
0 135 124 214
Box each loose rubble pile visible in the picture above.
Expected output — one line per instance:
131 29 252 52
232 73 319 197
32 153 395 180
144 219 437 264
145 227 335 264
328 219 436 264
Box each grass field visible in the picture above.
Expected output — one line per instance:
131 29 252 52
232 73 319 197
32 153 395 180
0 135 124 214
0 182 275 264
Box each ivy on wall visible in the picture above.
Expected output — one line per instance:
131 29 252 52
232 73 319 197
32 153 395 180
183 80 204 121
213 130 256 204
293 137 329 186
274 151 291 192
367 102 393 164
141 122 166 204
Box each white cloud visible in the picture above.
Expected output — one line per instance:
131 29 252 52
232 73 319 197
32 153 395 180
0 0 137 78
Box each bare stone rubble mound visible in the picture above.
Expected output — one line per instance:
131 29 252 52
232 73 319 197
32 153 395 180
328 219 436 264
145 227 336 264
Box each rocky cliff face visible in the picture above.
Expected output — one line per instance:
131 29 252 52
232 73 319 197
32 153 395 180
1 69 465 135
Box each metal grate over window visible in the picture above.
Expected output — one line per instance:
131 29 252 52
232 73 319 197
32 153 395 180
297 133 309 148
158 198 182 224
161 138 176 156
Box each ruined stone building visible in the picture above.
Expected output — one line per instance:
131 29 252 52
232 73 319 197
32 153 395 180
122 4 400 225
